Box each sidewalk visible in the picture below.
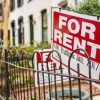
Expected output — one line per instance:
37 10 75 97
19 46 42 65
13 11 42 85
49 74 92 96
93 95 100 100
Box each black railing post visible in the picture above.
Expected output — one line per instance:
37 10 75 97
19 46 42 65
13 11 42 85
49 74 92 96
4 49 10 100
68 48 92 100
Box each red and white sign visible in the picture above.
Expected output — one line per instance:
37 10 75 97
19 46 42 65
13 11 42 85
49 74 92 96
34 49 68 86
52 8 100 88
34 49 52 85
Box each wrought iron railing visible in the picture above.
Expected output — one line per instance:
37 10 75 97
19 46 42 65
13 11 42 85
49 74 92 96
0 49 100 100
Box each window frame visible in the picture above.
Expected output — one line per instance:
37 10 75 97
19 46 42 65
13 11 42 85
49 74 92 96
11 20 15 46
10 0 15 11
18 17 24 44
17 0 23 8
41 9 48 42
29 15 34 44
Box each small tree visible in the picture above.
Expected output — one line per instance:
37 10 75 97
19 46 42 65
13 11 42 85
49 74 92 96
75 0 100 16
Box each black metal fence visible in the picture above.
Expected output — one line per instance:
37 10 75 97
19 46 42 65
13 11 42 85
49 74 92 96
0 48 100 100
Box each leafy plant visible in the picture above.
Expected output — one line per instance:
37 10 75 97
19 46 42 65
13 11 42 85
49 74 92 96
9 45 34 59
9 41 51 59
75 0 100 16
35 41 51 49
10 73 19 86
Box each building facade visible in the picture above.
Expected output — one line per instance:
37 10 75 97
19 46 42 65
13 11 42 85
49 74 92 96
52 0 82 9
10 0 51 46
10 0 81 46
10 0 96 46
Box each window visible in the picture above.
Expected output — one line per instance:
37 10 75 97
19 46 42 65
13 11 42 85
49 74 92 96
0 3 2 16
75 0 78 5
0 3 3 21
8 30 10 45
0 30 3 45
18 17 24 44
17 0 23 7
10 0 15 11
41 9 48 42
29 15 34 44
0 30 3 40
28 0 32 2
11 20 15 46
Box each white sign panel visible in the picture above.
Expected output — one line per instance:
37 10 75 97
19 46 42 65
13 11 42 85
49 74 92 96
52 8 100 88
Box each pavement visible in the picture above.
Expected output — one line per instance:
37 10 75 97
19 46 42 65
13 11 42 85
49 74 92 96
93 95 100 100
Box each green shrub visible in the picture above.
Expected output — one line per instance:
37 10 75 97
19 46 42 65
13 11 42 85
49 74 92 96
35 41 51 49
9 41 51 59
75 0 100 16
9 45 34 60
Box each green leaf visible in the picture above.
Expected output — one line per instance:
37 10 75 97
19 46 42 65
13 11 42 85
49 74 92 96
74 0 100 16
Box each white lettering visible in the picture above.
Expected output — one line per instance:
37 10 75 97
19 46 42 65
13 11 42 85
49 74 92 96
59 16 67 29
68 19 80 34
73 37 86 51
87 42 100 58
81 22 96 40
54 29 62 44
63 33 73 49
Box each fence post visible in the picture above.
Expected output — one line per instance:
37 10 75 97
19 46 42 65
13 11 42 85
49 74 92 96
4 49 10 100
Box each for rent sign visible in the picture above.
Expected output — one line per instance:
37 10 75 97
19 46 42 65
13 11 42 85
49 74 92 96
52 8 100 88
34 49 52 85
34 49 68 86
